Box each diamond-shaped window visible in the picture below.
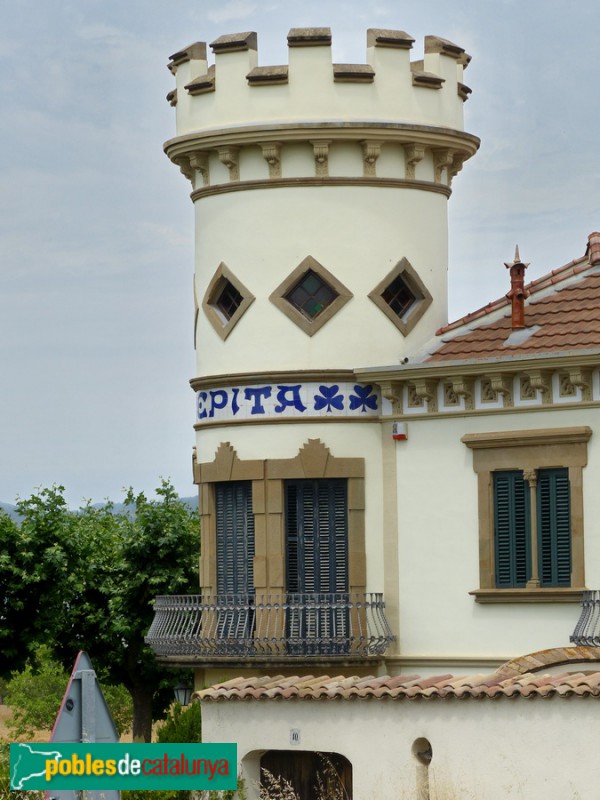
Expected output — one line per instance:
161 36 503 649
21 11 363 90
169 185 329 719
368 257 432 336
203 262 255 341
270 256 353 336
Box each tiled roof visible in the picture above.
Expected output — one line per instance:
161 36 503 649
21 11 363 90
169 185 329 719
197 670 600 702
427 233 600 362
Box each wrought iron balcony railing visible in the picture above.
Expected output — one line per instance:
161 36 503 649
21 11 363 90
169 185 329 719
570 590 600 645
146 592 395 661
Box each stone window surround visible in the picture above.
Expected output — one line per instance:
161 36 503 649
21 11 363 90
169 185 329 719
269 255 353 337
368 257 433 336
202 261 255 341
462 426 591 603
194 439 366 599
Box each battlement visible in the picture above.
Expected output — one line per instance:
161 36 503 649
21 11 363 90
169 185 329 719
167 28 472 136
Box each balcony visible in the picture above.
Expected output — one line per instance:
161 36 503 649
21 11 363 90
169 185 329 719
571 590 600 645
146 592 395 665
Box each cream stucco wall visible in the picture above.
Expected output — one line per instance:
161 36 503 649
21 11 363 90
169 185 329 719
202 695 600 799
392 405 599 662
194 184 449 374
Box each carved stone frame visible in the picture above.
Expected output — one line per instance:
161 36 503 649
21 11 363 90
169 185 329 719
462 427 591 603
194 439 366 599
269 255 353 337
368 257 432 336
202 262 255 341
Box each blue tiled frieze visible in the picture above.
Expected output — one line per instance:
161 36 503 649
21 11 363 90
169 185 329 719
196 382 380 423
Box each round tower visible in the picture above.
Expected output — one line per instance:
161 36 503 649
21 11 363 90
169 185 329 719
163 27 479 681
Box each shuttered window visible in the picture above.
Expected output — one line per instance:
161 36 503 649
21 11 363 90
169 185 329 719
215 481 255 595
537 468 571 587
286 479 348 594
493 468 571 588
285 479 349 654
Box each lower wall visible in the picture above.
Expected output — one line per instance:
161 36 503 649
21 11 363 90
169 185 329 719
202 696 600 799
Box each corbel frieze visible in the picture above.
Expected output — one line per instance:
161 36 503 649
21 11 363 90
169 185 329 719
449 376 474 410
566 368 593 401
172 154 193 181
217 146 240 181
189 151 210 186
433 148 454 184
379 380 403 414
526 369 552 405
487 374 513 408
403 143 425 180
412 378 438 413
448 152 465 182
361 140 382 177
260 141 282 178
310 140 331 177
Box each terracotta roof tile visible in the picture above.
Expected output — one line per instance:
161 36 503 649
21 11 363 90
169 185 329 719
197 669 600 702
428 251 600 362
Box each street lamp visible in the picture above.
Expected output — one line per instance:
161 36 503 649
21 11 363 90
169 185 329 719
173 680 194 707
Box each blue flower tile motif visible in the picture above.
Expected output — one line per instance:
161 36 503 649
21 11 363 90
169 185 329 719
348 384 378 412
314 384 344 412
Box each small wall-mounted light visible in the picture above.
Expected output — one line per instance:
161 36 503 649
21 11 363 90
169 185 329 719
392 422 407 441
173 680 194 707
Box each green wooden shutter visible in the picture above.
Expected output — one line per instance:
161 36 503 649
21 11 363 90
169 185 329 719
215 481 255 595
537 468 571 587
285 479 349 654
286 479 348 594
494 471 530 588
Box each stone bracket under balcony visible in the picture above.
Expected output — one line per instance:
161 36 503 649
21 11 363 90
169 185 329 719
145 592 395 666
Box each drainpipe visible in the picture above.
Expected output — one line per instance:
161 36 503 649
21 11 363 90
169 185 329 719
504 246 529 330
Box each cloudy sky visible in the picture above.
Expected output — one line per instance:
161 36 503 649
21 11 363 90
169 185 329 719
1 0 598 506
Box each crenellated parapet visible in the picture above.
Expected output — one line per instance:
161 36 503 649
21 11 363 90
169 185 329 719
165 28 479 196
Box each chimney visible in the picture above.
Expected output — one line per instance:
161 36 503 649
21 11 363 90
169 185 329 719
504 246 529 330
587 232 600 267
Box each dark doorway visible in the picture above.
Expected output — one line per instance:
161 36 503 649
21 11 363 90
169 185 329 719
260 750 352 800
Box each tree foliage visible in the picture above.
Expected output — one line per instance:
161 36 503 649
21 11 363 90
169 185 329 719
0 481 199 741
4 644 133 738
156 701 201 744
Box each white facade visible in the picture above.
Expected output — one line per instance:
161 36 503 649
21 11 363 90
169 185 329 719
202 691 600 800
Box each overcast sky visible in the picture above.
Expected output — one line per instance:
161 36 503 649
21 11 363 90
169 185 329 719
1 0 599 506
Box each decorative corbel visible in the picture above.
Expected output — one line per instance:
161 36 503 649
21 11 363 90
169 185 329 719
413 378 438 413
448 153 466 183
433 148 454 184
172 155 193 182
361 140 382 177
527 369 552 404
310 140 331 177
487 374 513 408
189 151 210 187
260 141 282 178
450 376 474 410
403 144 425 180
379 380 403 414
217 146 240 181
567 368 593 401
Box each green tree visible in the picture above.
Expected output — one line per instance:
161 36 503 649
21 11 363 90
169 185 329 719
1 481 198 742
0 488 75 676
4 644 133 738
